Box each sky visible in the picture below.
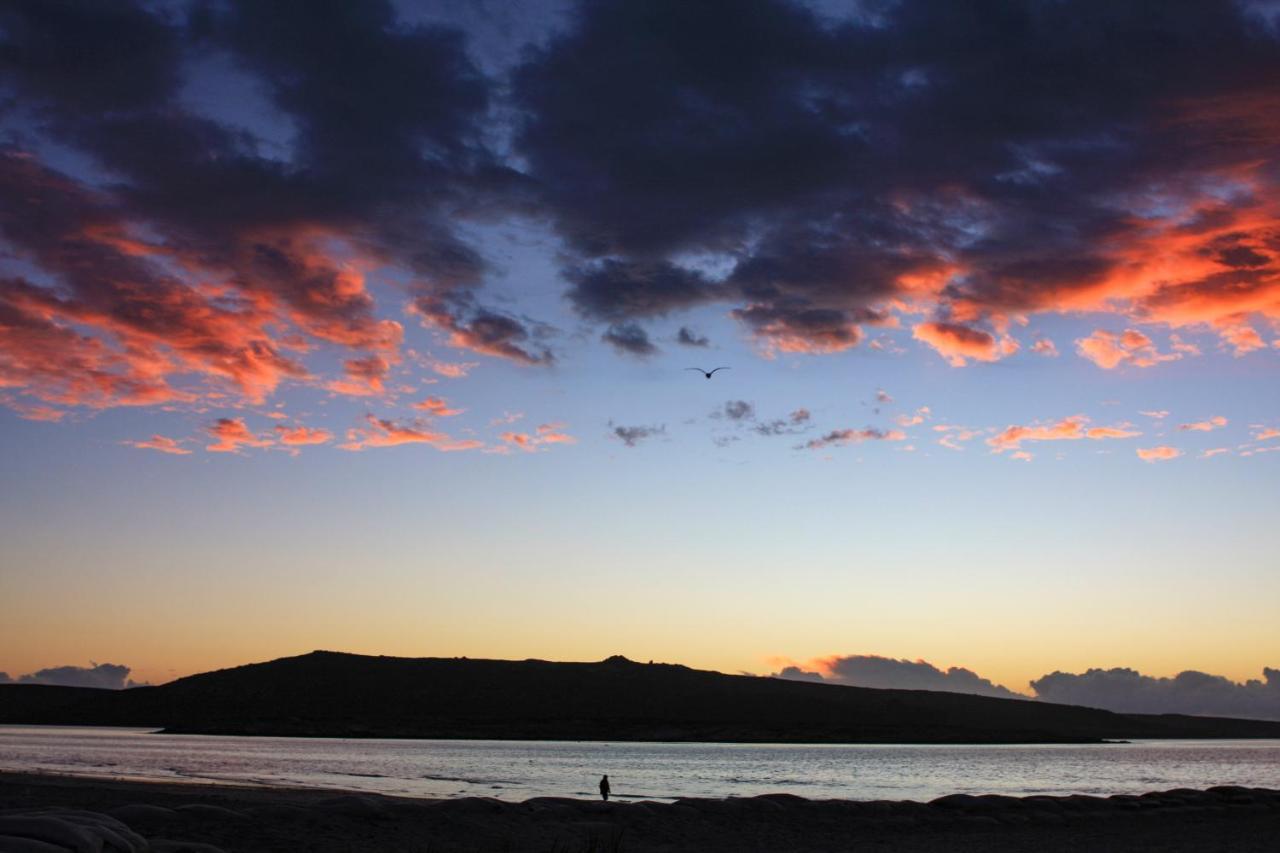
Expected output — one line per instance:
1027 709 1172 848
1 0 1278 716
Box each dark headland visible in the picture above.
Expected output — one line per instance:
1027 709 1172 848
3 650 1279 743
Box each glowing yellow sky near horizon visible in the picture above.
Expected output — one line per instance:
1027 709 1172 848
4 512 1277 694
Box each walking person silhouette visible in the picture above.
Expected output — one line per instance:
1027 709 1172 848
599 774 611 801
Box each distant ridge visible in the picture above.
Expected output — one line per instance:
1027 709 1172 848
4 651 1280 743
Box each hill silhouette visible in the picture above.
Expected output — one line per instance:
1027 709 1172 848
4 651 1280 743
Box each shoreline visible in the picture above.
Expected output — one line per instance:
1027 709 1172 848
3 771 1279 852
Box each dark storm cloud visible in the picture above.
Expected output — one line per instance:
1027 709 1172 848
676 327 710 348
773 655 1022 699
601 321 657 357
514 0 1280 353
0 0 542 414
566 260 722 322
14 662 140 689
1032 667 1280 721
611 423 665 447
3 0 1280 416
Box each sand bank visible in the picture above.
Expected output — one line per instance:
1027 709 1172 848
2 771 1278 852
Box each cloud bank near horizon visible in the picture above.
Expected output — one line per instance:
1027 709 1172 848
0 662 143 690
771 655 1280 720
772 655 1023 699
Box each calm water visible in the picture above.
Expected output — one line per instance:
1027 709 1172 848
2 726 1278 802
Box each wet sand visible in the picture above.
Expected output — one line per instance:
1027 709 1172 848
2 771 1278 852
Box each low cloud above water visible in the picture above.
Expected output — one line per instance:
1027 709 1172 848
772 655 1280 720
1031 667 1280 721
773 655 1022 699
1 662 144 689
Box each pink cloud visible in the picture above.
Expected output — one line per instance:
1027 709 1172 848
340 414 484 452
535 422 576 444
412 396 464 417
1178 416 1228 432
1075 329 1183 369
426 359 477 379
1137 445 1183 462
912 321 1018 366
274 425 334 446
988 416 1140 452
327 355 392 397
1219 325 1266 356
7 401 67 422
501 422 577 451
123 435 191 455
205 418 274 453
934 425 984 451
1031 338 1059 357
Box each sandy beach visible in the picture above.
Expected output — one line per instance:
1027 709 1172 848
2 772 1278 852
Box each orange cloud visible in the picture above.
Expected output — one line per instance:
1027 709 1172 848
1031 338 1059 357
426 359 477 379
1254 427 1280 441
1219 325 1266 356
988 416 1140 452
912 322 1018 366
0 154 419 421
535 422 576 444
501 422 576 451
340 414 484 452
205 418 274 453
1137 445 1183 462
501 431 535 450
1179 416 1228 432
896 406 931 427
1240 445 1280 457
1075 328 1183 369
6 400 67 421
123 435 191 455
1086 426 1143 440
327 355 391 397
1201 447 1230 459
412 396 463 416
933 425 984 451
273 425 334 446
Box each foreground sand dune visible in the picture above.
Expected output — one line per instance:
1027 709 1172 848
2 772 1279 852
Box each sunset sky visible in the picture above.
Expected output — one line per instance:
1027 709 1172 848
1 0 1278 702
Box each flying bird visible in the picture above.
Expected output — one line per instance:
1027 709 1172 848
685 366 731 379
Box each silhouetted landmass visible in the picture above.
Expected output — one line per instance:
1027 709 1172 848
4 651 1280 743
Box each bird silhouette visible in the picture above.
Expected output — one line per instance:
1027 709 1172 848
685 366 731 379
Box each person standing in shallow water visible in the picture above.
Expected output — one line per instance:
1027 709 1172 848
599 774 611 801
